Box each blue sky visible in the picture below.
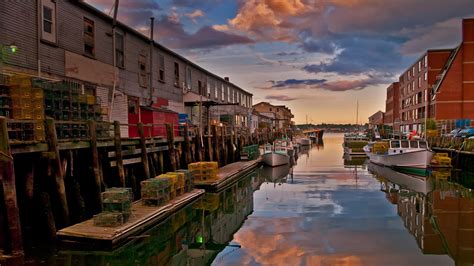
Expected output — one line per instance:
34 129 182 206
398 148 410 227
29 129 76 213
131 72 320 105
87 0 474 124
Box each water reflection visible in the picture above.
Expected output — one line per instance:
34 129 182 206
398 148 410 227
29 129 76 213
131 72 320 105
369 164 474 265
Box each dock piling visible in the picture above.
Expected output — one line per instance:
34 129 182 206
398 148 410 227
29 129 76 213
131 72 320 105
113 121 126 187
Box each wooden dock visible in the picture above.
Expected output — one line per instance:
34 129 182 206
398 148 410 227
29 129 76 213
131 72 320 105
57 189 205 249
194 159 261 192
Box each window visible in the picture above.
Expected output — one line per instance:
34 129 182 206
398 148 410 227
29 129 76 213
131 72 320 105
138 54 147 87
84 18 95 57
424 55 428 68
174 62 180 87
401 140 409 148
206 77 211 96
128 97 139 114
391 140 400 148
159 55 165 82
41 0 56 43
227 87 231 102
412 81 415 91
424 72 427 81
269 108 272 112
198 80 203 95
186 67 192 90
221 83 224 101
418 61 421 72
412 66 415 76
418 77 421 88
214 80 218 99
115 32 124 68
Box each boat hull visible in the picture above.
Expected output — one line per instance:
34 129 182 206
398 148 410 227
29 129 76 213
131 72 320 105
367 149 434 169
299 138 311 146
262 152 290 167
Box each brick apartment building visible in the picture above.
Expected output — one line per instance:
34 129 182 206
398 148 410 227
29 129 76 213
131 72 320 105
368 110 384 129
398 18 474 133
252 102 294 130
0 0 252 136
384 82 400 129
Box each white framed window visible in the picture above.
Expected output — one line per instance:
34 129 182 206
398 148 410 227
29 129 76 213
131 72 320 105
221 83 224 101
186 67 192 90
412 66 415 76
418 77 421 88
418 61 421 72
424 55 428 68
424 72 427 81
41 0 57 43
213 80 218 99
412 81 415 91
206 77 211 97
227 87 231 102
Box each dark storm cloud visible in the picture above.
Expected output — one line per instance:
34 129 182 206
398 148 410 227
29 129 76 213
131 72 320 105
270 79 327 89
303 35 407 75
171 0 221 8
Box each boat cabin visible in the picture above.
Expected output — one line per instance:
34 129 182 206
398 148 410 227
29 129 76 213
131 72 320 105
388 140 428 154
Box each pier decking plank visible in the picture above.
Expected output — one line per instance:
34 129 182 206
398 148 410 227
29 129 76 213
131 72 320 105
194 159 261 191
57 189 204 248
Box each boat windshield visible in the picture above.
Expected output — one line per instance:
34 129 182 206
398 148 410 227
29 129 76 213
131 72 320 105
410 141 418 148
419 141 427 148
390 140 400 148
401 140 409 148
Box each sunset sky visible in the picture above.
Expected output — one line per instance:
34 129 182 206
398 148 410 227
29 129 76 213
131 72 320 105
87 0 474 124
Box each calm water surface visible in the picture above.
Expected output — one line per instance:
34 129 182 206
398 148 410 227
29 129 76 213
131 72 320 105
25 133 473 265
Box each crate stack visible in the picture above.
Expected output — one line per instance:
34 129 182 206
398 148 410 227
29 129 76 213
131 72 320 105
177 169 194 192
188 162 218 181
36 79 102 139
241 144 260 160
5 75 45 141
141 178 171 206
0 75 12 118
93 187 133 227
156 173 180 199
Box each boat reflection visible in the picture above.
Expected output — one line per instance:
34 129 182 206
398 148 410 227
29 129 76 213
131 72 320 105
54 170 263 266
369 164 474 265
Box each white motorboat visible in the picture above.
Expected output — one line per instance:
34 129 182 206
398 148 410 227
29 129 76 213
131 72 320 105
262 141 290 167
363 139 434 169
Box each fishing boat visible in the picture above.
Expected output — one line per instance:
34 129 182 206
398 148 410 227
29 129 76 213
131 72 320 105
342 133 369 156
262 141 290 167
363 139 434 169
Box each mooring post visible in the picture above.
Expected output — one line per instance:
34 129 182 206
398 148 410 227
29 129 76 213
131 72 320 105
138 123 151 180
113 121 126 187
229 127 235 163
45 118 70 226
88 120 102 211
221 127 227 165
0 117 23 256
166 123 177 171
195 130 203 162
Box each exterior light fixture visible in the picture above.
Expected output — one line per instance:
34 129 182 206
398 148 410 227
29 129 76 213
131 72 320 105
9 44 17 54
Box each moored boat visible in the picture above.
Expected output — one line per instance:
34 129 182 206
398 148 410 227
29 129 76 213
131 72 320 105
343 133 369 156
262 142 290 167
363 139 434 169
299 138 311 146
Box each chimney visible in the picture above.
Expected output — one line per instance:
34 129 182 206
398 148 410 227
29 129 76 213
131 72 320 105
462 18 474 42
224 77 229 82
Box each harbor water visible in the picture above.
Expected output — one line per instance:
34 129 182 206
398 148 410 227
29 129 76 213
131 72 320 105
24 133 473 265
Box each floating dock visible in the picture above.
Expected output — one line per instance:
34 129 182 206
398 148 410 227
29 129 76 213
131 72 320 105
194 159 261 192
57 189 205 249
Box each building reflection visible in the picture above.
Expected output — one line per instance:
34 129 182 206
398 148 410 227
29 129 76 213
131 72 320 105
52 170 263 266
369 164 474 265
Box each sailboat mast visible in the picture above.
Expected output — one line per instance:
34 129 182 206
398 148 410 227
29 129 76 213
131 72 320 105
356 100 359 126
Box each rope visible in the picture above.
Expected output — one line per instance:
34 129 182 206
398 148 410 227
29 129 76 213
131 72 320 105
0 150 13 161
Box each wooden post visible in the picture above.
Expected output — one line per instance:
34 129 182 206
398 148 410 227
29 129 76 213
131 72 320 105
207 128 213 162
183 124 191 166
221 127 227 165
212 125 220 166
113 121 126 187
138 123 151 180
166 123 177 171
0 117 23 256
195 131 203 162
158 152 164 174
229 127 235 163
88 120 102 211
45 118 70 226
